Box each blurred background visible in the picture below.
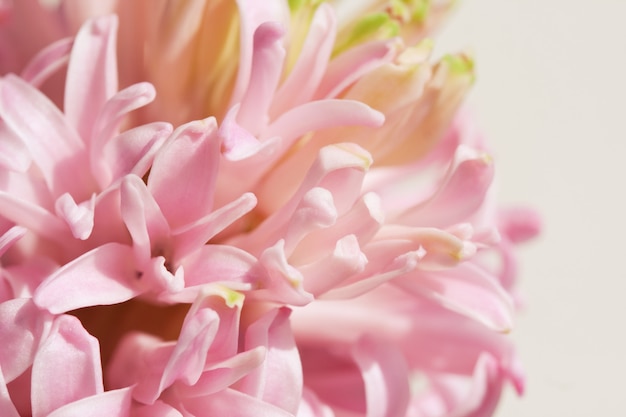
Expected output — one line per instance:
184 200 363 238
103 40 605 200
436 0 626 415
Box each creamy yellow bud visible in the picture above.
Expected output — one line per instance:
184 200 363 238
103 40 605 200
374 49 475 165
332 0 457 50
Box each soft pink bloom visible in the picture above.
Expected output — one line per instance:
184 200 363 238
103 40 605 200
0 2 540 416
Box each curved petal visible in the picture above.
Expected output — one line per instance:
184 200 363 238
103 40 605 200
92 83 161 187
0 366 18 417
394 262 515 332
54 192 95 240
265 99 384 147
179 347 265 397
132 308 219 404
33 242 141 314
102 121 172 186
237 22 285 134
240 307 302 415
183 388 295 417
46 387 132 417
0 120 31 172
396 146 495 228
0 298 52 382
31 314 103 417
352 336 410 417
182 244 259 289
20 37 73 88
248 241 313 306
272 3 336 115
0 226 26 257
0 190 69 243
132 400 183 417
120 175 171 265
256 142 372 221
64 15 118 141
148 118 220 229
300 234 367 296
316 38 398 99
231 0 289 106
297 388 336 417
171 192 257 262
0 75 90 198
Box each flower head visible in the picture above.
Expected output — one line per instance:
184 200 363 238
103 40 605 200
0 1 539 416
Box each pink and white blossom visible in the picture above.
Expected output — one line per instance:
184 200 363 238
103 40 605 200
0 1 540 416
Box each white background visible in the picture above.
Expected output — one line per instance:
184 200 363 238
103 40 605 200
436 1 626 415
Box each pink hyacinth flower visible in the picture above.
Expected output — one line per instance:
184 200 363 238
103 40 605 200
0 2 540 416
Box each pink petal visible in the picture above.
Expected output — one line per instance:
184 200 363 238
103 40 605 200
64 15 118 141
0 190 69 243
374 225 477 269
297 388 336 417
282 187 338 256
219 105 280 161
299 346 365 413
179 347 265 397
289 192 384 265
93 82 157 144
256 142 373 223
400 308 519 380
0 120 31 172
184 290 243 361
230 0 289 106
0 75 91 199
120 175 171 265
422 354 509 417
105 332 165 391
54 192 95 240
171 192 257 262
88 181 131 246
182 388 294 417
300 234 367 296
316 38 398 99
271 3 336 115
102 121 172 186
33 242 142 314
132 308 220 404
130 291 242 403
248 241 313 306
321 242 423 300
46 387 133 417
132 400 183 417
2 257 58 299
234 187 337 257
0 365 19 417
264 99 384 149
20 37 73 88
240 307 302 415
91 83 161 187
0 225 26 257
394 262 515 332
162 308 219 385
498 206 542 244
141 256 184 295
31 314 103 417
352 336 411 417
148 118 220 229
291 296 410 346
396 146 495 228
0 298 52 382
236 22 285 134
181 244 259 290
